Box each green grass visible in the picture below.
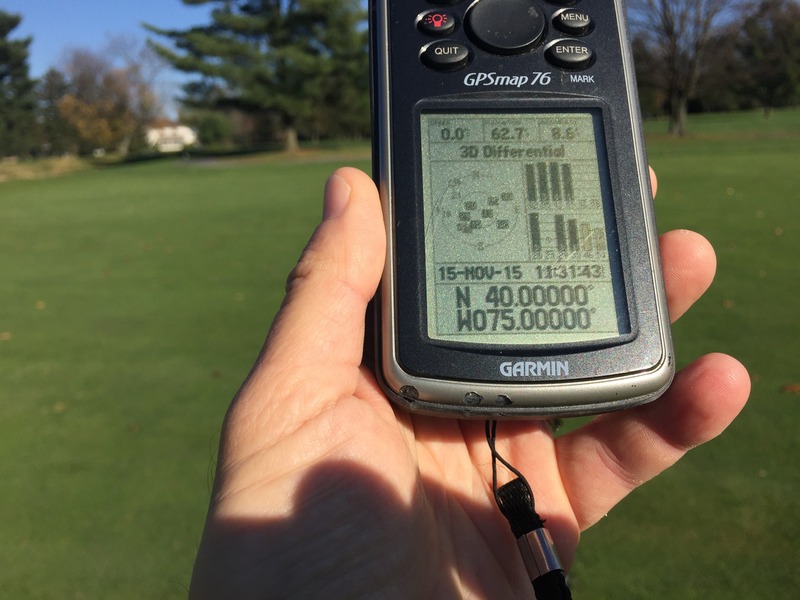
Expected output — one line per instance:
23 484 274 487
644 106 800 139
570 109 800 597
1 109 798 598
0 150 370 598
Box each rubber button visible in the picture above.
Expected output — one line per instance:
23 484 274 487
545 39 595 69
466 0 546 55
417 10 457 36
553 9 593 36
420 41 471 71
464 392 483 406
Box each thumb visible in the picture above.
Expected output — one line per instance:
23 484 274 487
230 167 385 438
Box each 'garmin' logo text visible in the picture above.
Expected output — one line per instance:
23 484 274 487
500 360 570 377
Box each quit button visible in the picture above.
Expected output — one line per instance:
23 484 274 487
420 41 471 71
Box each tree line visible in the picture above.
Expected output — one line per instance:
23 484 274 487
632 0 800 134
1 0 798 159
1 11 169 158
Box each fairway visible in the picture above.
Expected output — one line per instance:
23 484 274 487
1 111 799 598
573 110 800 597
0 150 371 598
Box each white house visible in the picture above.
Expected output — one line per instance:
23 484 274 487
145 124 199 153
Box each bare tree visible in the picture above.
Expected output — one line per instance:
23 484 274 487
631 0 732 135
57 43 164 156
105 34 168 123
105 36 169 153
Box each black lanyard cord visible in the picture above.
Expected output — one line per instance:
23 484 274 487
485 421 573 599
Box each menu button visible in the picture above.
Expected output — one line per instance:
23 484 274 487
553 9 593 36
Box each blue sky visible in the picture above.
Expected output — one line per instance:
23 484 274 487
3 0 216 116
3 0 213 77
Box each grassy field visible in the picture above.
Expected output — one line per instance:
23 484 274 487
1 110 798 598
573 109 800 597
0 149 371 598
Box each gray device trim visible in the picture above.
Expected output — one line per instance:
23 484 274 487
371 0 674 418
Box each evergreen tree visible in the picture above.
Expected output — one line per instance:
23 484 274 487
735 0 800 111
0 11 37 157
36 69 78 155
145 0 369 150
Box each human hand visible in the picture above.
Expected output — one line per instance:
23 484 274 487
189 167 750 599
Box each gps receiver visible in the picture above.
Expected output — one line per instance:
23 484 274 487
370 0 674 418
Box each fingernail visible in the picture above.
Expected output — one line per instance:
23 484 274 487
323 174 352 220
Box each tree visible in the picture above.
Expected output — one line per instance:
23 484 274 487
56 49 130 154
734 0 800 112
631 0 732 135
676 20 741 114
36 68 78 155
145 0 369 151
56 47 161 155
105 36 168 153
631 34 663 117
0 11 37 157
180 108 236 148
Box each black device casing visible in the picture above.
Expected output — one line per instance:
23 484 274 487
370 0 674 418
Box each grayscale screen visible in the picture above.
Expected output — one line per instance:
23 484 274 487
420 111 624 345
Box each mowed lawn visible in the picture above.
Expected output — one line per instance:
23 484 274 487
573 109 800 597
1 109 798 598
0 151 370 598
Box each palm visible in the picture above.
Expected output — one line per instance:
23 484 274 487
400 413 567 598
259 367 566 599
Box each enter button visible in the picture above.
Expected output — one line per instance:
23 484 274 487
545 39 595 70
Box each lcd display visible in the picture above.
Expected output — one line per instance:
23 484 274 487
421 111 627 345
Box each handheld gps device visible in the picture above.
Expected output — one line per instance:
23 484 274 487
370 0 674 418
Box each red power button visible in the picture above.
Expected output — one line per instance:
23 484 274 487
417 10 457 36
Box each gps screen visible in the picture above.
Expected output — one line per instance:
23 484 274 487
420 110 628 345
